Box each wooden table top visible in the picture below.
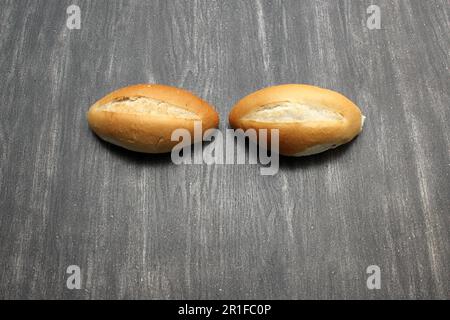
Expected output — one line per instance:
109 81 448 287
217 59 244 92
0 0 448 299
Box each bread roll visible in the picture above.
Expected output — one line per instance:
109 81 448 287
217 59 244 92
229 84 365 156
87 84 219 153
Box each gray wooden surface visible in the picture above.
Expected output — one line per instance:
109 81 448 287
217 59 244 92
0 0 449 300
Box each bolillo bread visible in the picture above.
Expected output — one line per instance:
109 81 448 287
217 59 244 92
87 84 219 153
229 84 365 156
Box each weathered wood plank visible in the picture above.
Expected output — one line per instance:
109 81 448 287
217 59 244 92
0 0 448 299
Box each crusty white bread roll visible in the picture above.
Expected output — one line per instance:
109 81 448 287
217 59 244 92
229 84 365 156
87 84 219 153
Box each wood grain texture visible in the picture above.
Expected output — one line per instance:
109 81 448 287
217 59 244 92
0 0 449 299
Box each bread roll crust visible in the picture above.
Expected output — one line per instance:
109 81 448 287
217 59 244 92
87 84 219 153
229 84 364 156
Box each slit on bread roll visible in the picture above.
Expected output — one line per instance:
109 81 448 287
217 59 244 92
87 84 219 153
229 84 365 156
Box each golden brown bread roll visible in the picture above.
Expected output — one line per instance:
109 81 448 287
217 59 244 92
229 84 365 156
87 84 219 153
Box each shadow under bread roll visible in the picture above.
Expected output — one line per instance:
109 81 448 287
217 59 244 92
229 84 365 156
87 84 219 153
